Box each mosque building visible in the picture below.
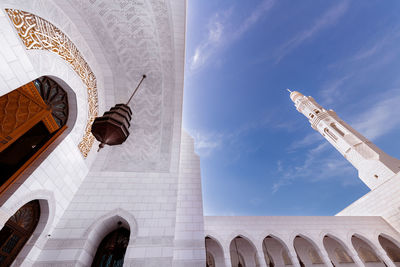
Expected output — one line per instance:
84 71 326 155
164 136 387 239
0 1 399 267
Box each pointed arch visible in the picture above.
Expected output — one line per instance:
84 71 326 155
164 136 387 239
77 208 138 266
351 234 384 265
262 235 293 266
205 235 225 267
230 235 259 267
0 191 54 266
323 234 355 265
378 234 400 263
293 235 324 266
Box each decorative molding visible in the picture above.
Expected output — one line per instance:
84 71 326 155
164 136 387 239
5 8 98 157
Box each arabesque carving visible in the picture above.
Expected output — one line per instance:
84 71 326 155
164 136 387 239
5 9 98 157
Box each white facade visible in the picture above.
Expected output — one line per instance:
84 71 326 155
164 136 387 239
0 1 399 267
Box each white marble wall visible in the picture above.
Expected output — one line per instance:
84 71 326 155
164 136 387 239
0 1 111 265
173 132 206 267
27 131 204 266
338 172 400 234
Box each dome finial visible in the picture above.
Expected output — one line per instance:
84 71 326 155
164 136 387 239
287 88 292 93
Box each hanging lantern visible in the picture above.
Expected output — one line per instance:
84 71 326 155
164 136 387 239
91 75 146 151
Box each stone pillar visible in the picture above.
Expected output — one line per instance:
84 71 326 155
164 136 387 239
378 250 396 267
347 247 365 267
224 247 232 267
288 249 301 267
172 133 206 267
256 243 268 267
319 251 334 267
314 239 334 267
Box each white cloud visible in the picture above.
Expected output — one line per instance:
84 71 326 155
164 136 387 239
187 113 274 159
191 131 223 157
351 29 400 62
190 0 275 71
276 1 349 63
189 9 230 70
272 142 355 193
232 0 275 41
288 132 323 151
351 89 400 141
319 74 352 105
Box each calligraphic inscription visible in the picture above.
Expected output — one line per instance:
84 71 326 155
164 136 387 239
5 9 98 157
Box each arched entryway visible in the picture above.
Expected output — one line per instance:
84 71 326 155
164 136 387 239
262 236 292 267
0 76 70 201
205 236 225 267
378 234 400 265
293 235 324 266
351 235 384 266
91 225 130 267
0 200 40 266
323 235 355 266
230 236 258 267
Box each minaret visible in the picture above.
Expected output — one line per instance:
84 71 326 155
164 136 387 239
288 89 400 190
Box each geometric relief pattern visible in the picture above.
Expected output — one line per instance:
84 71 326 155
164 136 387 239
5 9 98 157
0 83 59 150
9 203 37 231
0 90 42 138
67 0 177 171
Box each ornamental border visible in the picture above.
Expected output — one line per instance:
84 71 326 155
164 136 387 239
5 8 98 157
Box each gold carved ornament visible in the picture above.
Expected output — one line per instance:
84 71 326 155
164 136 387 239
5 9 99 157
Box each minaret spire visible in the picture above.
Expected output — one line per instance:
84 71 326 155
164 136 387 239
289 91 400 189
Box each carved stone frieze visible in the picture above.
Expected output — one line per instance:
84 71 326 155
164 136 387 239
5 9 98 158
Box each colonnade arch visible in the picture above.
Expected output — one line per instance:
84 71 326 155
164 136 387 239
205 232 400 267
206 236 225 267
293 235 325 266
0 197 52 266
379 234 400 265
262 235 293 267
351 234 385 266
230 236 258 267
323 235 356 266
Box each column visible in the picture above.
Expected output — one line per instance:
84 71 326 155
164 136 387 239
224 246 232 267
319 250 334 267
347 247 365 267
256 243 268 267
288 249 301 267
377 249 396 267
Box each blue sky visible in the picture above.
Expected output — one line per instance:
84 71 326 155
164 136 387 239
182 0 400 216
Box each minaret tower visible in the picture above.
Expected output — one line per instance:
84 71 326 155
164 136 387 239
288 90 400 189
